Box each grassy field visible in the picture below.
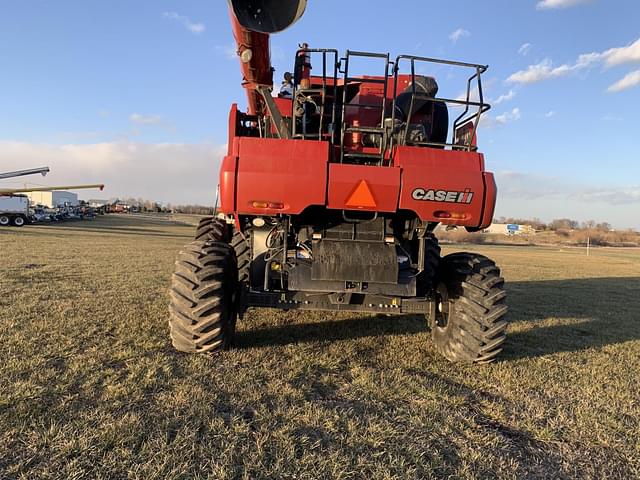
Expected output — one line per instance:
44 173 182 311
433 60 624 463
1 215 639 479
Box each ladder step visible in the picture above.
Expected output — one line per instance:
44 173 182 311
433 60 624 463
347 51 390 60
344 105 385 110
297 89 335 95
345 77 388 85
346 126 384 134
343 152 383 159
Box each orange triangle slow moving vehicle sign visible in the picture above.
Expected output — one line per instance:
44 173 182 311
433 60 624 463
345 180 377 209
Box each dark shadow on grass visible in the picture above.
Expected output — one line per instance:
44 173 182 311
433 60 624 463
17 215 194 238
235 314 426 349
24 214 192 234
237 277 640 360
503 276 640 360
18 226 191 239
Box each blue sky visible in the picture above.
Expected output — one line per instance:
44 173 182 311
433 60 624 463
0 0 639 228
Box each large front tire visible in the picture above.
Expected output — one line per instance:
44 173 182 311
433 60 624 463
168 240 238 354
431 253 508 364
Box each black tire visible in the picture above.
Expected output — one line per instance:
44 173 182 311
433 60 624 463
12 216 25 227
196 216 250 285
431 253 508 364
195 216 228 242
168 240 238 354
0 215 10 227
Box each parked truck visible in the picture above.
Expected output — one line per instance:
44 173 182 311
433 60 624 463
0 195 29 227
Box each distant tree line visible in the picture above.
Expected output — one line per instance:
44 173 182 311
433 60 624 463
100 197 214 215
493 217 616 232
167 204 215 215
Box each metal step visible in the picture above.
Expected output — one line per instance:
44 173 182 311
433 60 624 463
342 152 383 159
345 126 384 134
345 77 387 85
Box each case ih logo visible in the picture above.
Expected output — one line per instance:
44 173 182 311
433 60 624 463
412 188 474 204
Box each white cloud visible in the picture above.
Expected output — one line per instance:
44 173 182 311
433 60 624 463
449 28 470 44
497 171 640 205
518 43 532 56
129 113 164 126
495 108 521 125
508 37 640 86
507 55 598 84
480 108 521 128
536 0 591 10
215 43 238 61
162 12 205 35
576 188 640 205
493 90 516 105
492 171 640 229
0 141 224 205
601 38 640 67
607 70 640 93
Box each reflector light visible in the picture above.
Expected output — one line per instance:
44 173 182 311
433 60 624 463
251 201 285 210
435 211 469 220
345 180 376 209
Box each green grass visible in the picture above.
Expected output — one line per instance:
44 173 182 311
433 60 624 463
1 215 639 479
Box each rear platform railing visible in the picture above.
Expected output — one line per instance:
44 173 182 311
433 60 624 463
292 48 339 144
391 55 491 152
339 50 391 165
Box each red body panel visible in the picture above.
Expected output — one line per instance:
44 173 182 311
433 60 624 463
221 140 496 228
480 172 497 229
219 155 237 213
395 146 489 227
232 137 328 216
221 100 496 228
327 164 400 213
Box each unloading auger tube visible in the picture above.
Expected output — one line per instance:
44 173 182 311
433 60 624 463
228 0 307 115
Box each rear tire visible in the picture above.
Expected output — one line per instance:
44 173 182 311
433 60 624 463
0 215 9 226
431 253 508 364
168 240 238 354
12 216 25 227
195 216 250 285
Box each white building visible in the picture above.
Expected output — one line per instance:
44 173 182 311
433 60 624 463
26 191 79 208
484 223 535 236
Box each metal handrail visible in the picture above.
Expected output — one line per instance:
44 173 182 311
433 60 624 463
392 55 491 152
292 48 339 146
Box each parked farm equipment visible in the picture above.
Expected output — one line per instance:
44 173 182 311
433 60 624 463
0 167 104 227
169 0 508 363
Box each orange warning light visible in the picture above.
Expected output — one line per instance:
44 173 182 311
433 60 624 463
345 180 377 209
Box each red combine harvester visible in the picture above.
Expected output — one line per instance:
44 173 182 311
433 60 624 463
169 0 508 363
